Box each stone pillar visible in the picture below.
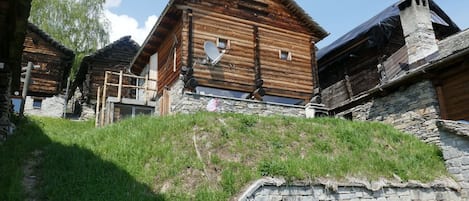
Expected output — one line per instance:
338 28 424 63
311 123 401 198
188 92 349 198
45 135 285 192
399 0 438 64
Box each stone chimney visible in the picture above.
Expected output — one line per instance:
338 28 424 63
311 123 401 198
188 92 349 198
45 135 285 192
398 0 438 65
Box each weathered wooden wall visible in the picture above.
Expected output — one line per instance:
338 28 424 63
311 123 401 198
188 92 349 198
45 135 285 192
132 0 323 103
155 17 183 96
20 31 70 95
0 0 31 138
187 0 316 101
436 60 469 121
78 37 139 103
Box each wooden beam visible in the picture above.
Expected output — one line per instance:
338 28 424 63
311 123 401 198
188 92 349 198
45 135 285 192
95 86 101 127
117 70 123 102
253 25 262 89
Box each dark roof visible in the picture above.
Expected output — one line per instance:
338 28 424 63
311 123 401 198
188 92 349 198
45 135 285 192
434 28 469 61
70 36 140 99
83 35 140 61
130 0 328 74
27 22 75 57
317 0 460 61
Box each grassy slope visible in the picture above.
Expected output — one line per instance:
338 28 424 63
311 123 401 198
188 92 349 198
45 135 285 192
0 112 448 200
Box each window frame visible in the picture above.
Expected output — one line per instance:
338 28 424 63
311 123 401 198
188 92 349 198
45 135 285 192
279 50 292 61
32 98 43 109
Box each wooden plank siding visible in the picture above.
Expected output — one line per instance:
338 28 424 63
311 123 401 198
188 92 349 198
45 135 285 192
189 0 316 100
438 61 469 121
191 10 256 93
20 28 73 96
155 17 184 96
131 0 326 103
74 36 139 103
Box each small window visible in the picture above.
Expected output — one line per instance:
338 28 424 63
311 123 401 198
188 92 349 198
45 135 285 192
33 99 42 109
279 50 292 61
217 38 230 49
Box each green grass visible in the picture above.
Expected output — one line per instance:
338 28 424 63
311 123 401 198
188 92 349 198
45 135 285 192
0 112 449 200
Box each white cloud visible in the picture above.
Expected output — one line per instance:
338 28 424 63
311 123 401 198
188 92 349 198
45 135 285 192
104 0 122 8
104 10 158 45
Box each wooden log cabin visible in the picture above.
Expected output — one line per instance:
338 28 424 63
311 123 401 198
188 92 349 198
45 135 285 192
129 0 328 113
17 23 75 117
0 0 31 139
318 0 469 122
72 36 140 105
317 0 460 110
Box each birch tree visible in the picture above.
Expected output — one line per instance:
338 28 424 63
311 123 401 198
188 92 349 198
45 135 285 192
29 0 110 77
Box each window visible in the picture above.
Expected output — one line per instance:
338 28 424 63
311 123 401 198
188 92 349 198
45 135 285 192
279 50 292 61
33 99 42 109
217 38 230 49
11 98 22 113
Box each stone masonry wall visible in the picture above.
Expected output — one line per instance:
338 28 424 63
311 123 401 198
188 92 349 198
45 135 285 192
155 78 307 118
336 80 441 144
24 95 66 118
238 178 462 201
0 72 12 141
438 120 469 198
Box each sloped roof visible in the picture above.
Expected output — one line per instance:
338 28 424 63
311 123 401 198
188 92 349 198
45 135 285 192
27 22 75 58
317 0 460 61
83 35 140 61
70 36 140 99
130 0 328 74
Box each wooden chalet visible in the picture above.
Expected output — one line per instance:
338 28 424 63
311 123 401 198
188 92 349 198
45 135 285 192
72 36 140 105
15 23 75 117
0 0 31 138
21 23 75 97
317 0 460 110
318 0 469 121
129 0 328 111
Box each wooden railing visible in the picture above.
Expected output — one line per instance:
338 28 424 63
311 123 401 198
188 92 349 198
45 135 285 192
95 70 157 127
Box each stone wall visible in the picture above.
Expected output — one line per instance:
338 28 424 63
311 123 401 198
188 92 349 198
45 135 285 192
156 78 308 118
237 178 462 201
0 72 12 141
336 80 441 144
24 95 66 118
438 120 469 198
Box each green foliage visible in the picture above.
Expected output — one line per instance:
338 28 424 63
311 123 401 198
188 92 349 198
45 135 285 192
29 0 110 78
0 113 450 201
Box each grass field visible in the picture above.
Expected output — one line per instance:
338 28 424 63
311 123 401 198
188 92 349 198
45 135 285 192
0 112 448 200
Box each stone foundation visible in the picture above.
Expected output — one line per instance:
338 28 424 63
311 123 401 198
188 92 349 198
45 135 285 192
156 78 318 118
438 120 469 198
24 95 66 118
336 80 441 144
237 178 462 201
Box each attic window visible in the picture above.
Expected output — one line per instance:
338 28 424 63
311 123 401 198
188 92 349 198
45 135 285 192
279 50 292 61
217 38 230 49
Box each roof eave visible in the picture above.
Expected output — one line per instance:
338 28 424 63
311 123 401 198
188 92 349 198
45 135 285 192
129 0 176 74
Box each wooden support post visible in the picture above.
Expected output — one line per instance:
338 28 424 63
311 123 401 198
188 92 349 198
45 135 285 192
310 39 320 96
19 62 33 117
101 72 108 127
117 70 123 102
344 75 353 100
145 74 149 104
95 87 101 127
187 9 194 67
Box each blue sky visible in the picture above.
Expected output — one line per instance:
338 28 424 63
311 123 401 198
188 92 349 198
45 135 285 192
104 0 469 48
